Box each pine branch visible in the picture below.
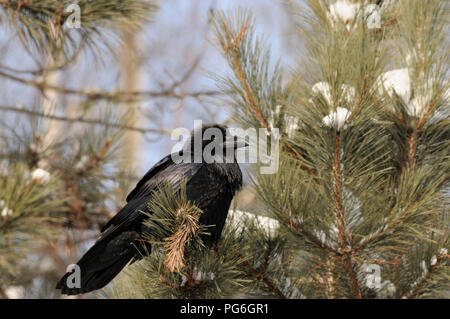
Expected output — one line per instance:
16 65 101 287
350 190 427 255
0 0 158 56
333 133 351 250
407 98 436 170
0 1 44 18
242 242 287 299
0 36 87 76
284 214 338 255
244 261 285 299
406 252 449 299
325 262 336 298
224 22 267 129
213 13 317 178
0 105 166 135
332 132 362 298
263 190 339 255
0 70 223 102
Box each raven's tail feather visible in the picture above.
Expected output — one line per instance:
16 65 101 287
56 231 140 295
56 251 134 295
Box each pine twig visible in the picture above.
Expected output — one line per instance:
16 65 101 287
164 206 200 272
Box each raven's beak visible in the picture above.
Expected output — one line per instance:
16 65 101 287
223 136 249 150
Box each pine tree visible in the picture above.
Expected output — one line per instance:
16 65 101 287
0 0 158 298
112 0 449 299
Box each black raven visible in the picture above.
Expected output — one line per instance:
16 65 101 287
56 124 246 295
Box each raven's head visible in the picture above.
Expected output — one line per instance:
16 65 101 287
184 124 248 163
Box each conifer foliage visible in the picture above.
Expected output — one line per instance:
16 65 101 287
205 0 449 298
0 0 157 298
115 0 448 299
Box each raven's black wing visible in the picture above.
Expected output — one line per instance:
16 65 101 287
125 154 173 202
100 152 203 233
